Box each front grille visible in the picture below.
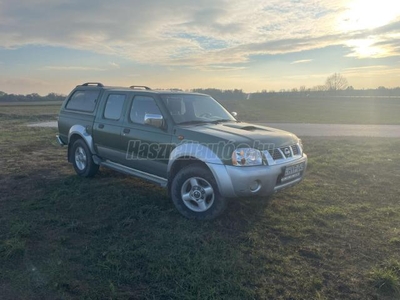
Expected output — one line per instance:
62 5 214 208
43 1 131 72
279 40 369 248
266 144 301 162
291 145 299 155
268 149 283 160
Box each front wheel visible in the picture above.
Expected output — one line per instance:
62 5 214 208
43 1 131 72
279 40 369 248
171 163 227 220
71 139 99 177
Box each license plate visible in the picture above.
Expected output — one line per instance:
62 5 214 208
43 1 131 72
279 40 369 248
281 162 305 182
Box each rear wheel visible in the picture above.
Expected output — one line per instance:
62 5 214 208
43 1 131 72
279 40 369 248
171 163 227 219
71 139 99 177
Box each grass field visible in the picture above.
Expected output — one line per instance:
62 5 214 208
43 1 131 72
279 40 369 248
1 95 400 125
220 95 400 124
0 101 62 123
1 105 400 299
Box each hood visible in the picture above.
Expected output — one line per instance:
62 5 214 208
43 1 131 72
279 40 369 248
175 121 299 149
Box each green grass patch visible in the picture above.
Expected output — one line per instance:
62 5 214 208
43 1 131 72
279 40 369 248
0 238 26 259
0 102 61 123
370 261 400 297
390 238 400 246
220 95 400 124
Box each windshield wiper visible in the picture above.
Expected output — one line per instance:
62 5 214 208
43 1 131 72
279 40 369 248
177 119 234 125
177 120 210 125
209 119 234 124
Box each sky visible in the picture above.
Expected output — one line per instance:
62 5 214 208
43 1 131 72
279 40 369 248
0 0 400 95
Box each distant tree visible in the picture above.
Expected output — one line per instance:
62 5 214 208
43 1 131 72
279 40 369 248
312 85 327 92
45 93 59 100
325 73 348 91
0 91 5 97
346 86 354 91
26 93 41 100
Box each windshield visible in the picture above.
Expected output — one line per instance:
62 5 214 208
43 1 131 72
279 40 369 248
161 94 236 124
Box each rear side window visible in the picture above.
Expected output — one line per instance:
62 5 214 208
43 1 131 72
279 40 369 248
65 90 99 112
130 96 161 124
104 94 126 120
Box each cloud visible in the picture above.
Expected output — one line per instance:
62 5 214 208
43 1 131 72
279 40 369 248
40 66 106 71
291 59 313 64
167 34 344 66
343 65 400 77
108 62 120 68
344 65 388 71
191 65 247 72
0 0 399 67
0 76 50 93
370 19 400 35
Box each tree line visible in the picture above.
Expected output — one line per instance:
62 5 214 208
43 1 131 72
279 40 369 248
193 73 400 101
1 73 400 102
0 92 66 102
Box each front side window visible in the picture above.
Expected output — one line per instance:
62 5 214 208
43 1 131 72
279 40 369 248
66 90 99 112
130 96 162 124
104 94 126 120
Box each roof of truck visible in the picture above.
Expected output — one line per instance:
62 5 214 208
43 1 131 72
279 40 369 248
76 82 206 96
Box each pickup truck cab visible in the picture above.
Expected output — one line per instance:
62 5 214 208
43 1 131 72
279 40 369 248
57 82 307 219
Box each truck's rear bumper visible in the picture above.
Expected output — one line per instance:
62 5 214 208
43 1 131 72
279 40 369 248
56 135 66 146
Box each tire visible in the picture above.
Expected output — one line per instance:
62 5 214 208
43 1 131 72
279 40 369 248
71 139 99 178
171 163 227 220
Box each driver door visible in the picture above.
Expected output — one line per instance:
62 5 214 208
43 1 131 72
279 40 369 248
120 95 173 178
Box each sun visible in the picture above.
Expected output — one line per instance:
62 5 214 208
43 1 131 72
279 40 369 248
339 0 400 32
345 39 387 58
339 0 400 58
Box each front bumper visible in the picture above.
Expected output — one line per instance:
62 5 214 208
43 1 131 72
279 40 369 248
207 154 307 198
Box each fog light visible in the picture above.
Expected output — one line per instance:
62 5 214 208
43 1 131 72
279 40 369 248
249 180 261 192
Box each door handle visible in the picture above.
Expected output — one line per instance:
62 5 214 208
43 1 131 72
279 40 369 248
98 124 104 129
123 128 130 134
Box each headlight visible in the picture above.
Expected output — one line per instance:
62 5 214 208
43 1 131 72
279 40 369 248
231 148 263 166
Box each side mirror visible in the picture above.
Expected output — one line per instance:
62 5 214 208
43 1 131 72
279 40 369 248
231 111 238 118
144 113 164 128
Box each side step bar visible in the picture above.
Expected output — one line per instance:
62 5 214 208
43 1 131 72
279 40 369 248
100 160 168 187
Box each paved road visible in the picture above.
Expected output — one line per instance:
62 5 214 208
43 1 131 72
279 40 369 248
27 121 400 137
27 121 58 128
258 123 400 137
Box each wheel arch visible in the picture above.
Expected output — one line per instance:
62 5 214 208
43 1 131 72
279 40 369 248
167 142 223 196
168 158 208 193
67 125 96 163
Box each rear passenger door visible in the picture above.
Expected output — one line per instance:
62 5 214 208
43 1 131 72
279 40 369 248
93 92 129 163
121 95 173 178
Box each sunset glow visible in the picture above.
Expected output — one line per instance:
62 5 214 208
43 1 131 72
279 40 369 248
346 39 386 58
339 0 400 31
0 0 399 94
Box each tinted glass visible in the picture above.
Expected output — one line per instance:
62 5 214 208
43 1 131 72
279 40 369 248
161 94 235 124
130 96 161 124
66 90 99 112
104 94 126 120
